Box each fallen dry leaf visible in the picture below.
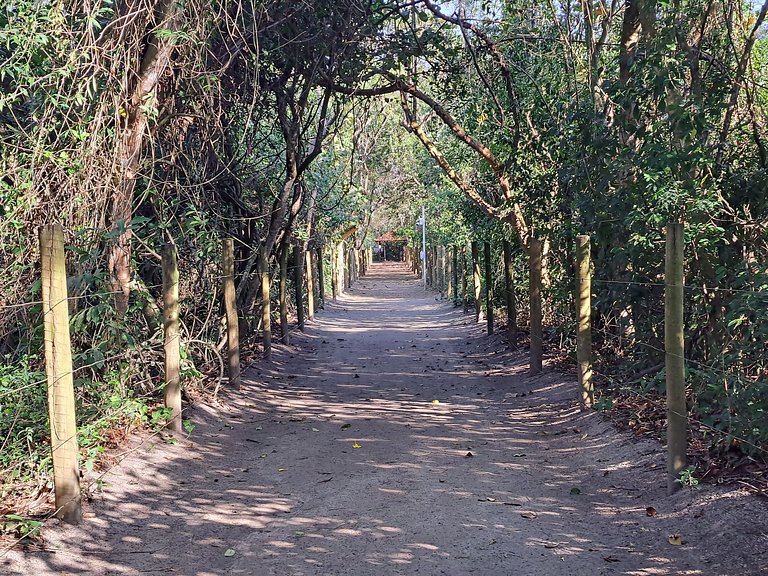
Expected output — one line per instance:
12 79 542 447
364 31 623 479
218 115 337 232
543 541 560 549
520 511 537 519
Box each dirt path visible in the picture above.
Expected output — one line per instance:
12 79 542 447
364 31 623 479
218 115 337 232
3 261 766 575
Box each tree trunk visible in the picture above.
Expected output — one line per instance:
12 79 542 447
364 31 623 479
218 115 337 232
108 0 182 315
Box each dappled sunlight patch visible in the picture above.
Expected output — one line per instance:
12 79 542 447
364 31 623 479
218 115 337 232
266 539 296 549
378 488 404 495
332 527 361 536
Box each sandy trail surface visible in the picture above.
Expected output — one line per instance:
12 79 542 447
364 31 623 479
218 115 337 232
3 261 766 575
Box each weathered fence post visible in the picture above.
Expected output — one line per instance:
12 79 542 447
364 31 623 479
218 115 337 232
331 244 338 301
162 243 183 432
446 246 453 302
293 246 305 331
338 242 346 293
437 246 442 294
452 246 459 305
426 247 431 286
344 243 352 289
462 246 469 313
576 235 593 407
259 249 272 361
316 245 325 309
352 244 359 282
259 248 272 362
471 241 482 322
306 249 315 321
440 246 447 296
666 222 687 495
484 241 494 335
279 244 290 344
39 225 81 524
502 239 517 346
529 238 543 375
222 239 240 388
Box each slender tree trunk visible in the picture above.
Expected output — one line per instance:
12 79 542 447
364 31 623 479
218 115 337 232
108 0 182 314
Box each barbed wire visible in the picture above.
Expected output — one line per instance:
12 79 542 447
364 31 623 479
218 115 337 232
0 419 175 559
589 324 756 384
593 278 768 296
592 366 768 461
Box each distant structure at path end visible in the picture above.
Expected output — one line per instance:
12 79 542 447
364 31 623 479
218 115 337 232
374 231 407 261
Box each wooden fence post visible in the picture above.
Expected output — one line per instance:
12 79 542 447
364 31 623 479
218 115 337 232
484 241 494 335
452 246 459 305
503 239 517 346
529 238 543 375
426 248 435 288
462 246 469 313
162 243 182 432
306 249 315 321
352 244 358 282
279 244 290 344
294 246 305 331
39 225 81 524
435 246 445 300
576 235 593 407
665 222 687 495
339 242 346 293
259 249 272 361
425 248 431 286
344 243 352 289
222 239 240 388
331 244 338 301
471 241 482 322
446 246 453 302
440 246 446 296
316 245 325 309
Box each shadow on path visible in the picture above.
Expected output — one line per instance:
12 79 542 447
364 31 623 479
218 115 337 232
2 262 765 575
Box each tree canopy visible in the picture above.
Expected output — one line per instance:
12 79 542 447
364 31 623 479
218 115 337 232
2 0 768 507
